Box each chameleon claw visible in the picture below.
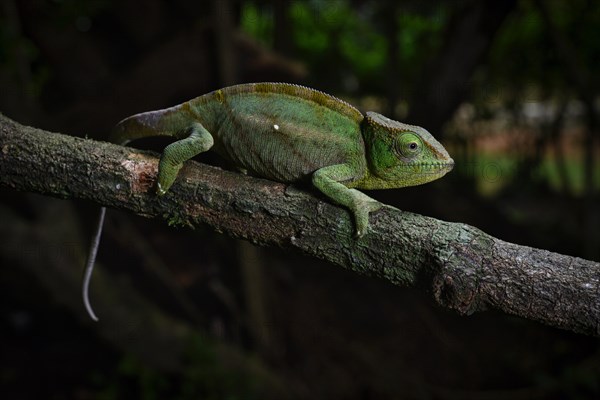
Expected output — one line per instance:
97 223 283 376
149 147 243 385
353 211 369 239
156 182 166 196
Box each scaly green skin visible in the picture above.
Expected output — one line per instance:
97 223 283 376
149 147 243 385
112 82 454 237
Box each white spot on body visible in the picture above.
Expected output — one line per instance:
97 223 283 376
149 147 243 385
273 124 280 130
116 183 122 190
582 282 594 289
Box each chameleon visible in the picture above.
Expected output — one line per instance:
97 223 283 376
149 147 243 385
83 82 454 321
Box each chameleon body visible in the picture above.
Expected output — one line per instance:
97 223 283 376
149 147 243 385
83 82 454 320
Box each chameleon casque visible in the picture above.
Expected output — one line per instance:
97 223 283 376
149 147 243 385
83 82 454 321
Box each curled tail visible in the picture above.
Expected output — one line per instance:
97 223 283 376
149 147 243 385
83 103 194 321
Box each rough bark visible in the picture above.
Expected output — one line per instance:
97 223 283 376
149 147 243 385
1 113 599 336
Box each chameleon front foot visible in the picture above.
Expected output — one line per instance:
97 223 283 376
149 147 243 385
312 164 382 238
350 189 383 238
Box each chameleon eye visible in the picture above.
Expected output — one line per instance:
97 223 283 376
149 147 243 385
395 132 422 159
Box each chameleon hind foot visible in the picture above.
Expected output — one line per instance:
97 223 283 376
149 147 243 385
157 123 214 195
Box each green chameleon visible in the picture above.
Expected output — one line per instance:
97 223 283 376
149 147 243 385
83 82 454 321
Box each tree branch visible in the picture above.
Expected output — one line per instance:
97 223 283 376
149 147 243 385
1 113 598 336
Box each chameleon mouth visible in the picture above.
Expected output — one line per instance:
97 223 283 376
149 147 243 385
407 159 454 175
441 158 455 173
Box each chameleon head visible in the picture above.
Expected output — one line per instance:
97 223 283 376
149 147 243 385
360 112 454 189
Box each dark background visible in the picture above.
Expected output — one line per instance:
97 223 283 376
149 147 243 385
1 0 599 399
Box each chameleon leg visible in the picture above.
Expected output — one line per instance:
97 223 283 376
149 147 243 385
157 122 214 195
312 164 382 237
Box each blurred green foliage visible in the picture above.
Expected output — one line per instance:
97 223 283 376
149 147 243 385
478 0 599 104
241 0 446 90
